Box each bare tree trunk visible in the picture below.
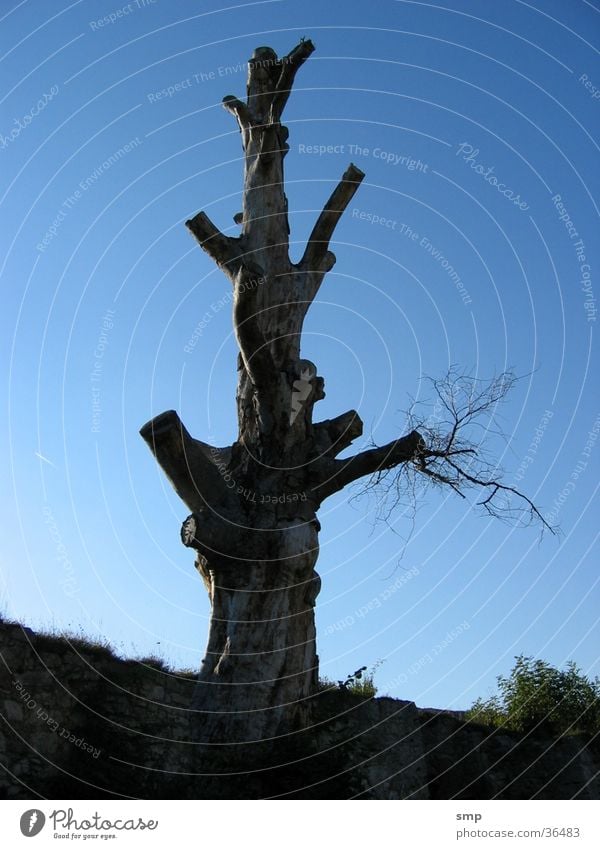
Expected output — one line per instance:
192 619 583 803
141 41 366 743
187 517 320 742
140 40 550 748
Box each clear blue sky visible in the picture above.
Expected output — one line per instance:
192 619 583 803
1 0 598 710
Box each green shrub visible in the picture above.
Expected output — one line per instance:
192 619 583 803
467 655 600 735
319 660 383 698
346 671 377 698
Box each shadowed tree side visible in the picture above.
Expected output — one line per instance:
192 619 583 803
140 40 551 745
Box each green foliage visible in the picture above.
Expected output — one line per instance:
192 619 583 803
346 667 377 697
326 660 384 698
467 655 600 736
337 665 368 692
346 671 377 698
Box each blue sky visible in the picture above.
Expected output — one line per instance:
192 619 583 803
1 0 598 710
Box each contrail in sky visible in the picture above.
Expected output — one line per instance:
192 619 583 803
35 451 56 468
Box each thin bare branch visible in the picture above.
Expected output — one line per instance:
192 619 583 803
350 370 555 535
425 454 554 532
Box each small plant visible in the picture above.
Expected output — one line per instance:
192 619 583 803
337 660 384 697
337 666 368 691
467 655 600 736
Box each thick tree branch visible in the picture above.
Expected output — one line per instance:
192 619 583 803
185 211 242 276
317 430 423 500
300 163 365 276
140 410 232 514
314 409 364 457
222 95 251 132
271 38 316 120
246 47 278 123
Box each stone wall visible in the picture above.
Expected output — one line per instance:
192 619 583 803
1 621 598 799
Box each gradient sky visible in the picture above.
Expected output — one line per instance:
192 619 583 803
1 0 598 710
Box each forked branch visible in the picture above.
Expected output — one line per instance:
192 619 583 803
245 39 315 125
270 38 316 120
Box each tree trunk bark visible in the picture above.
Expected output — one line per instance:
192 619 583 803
186 517 320 742
141 40 370 745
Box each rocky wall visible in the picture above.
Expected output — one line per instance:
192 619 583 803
1 621 597 799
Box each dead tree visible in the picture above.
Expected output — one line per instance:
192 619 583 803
140 40 550 744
